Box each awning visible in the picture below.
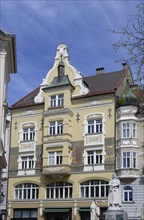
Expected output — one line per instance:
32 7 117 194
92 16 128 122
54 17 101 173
44 208 70 213
79 208 91 212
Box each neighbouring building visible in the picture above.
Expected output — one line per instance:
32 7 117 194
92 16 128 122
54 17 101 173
7 44 143 220
116 85 144 220
0 30 17 219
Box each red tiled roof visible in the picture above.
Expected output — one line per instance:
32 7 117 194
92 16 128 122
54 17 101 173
11 69 126 109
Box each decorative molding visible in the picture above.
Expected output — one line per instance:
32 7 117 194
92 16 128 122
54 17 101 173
19 142 35 152
84 100 106 107
21 110 34 116
84 134 104 146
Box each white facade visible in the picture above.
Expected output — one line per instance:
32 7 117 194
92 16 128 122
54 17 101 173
0 29 17 218
116 98 144 219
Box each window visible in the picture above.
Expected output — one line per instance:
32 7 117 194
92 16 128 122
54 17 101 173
122 152 137 168
122 123 130 138
21 156 34 169
132 123 136 138
22 127 35 141
50 94 64 107
87 119 102 134
80 180 109 198
14 209 37 219
46 182 72 199
48 151 62 165
15 183 39 200
86 150 102 165
122 122 137 138
123 186 133 202
50 121 63 135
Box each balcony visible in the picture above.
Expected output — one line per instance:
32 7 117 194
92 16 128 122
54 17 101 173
42 165 71 179
117 138 138 148
117 168 139 179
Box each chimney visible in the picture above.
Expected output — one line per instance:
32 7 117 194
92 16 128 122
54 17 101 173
122 63 128 69
96 67 105 75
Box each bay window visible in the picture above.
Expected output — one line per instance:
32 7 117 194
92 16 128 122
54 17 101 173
122 152 137 168
50 121 63 135
122 122 137 138
48 151 62 165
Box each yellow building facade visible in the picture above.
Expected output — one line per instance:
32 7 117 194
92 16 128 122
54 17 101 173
8 44 133 220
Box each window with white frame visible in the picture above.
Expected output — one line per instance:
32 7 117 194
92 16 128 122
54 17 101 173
21 156 35 169
46 182 72 199
50 121 63 135
15 183 39 200
80 180 109 198
48 151 62 165
122 152 137 168
123 186 133 202
86 150 102 165
122 122 137 138
22 127 35 141
122 123 130 138
132 123 136 138
87 119 102 134
50 94 64 108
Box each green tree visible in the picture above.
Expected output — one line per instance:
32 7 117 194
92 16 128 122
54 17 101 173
112 0 144 87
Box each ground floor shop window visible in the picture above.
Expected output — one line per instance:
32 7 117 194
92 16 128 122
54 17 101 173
13 209 37 219
44 208 71 220
79 208 90 220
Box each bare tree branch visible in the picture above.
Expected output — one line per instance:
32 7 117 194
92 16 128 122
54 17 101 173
112 0 144 87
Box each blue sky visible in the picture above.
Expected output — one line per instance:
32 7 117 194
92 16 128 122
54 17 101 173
1 0 138 106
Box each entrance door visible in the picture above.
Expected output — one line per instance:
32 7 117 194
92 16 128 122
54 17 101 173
80 211 90 220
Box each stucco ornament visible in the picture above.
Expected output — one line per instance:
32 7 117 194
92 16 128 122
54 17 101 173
108 173 121 210
55 44 69 63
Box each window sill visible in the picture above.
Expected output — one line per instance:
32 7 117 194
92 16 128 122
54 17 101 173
122 201 135 204
20 140 35 143
85 132 102 135
48 106 64 110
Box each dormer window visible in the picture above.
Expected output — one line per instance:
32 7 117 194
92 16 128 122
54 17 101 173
50 94 64 108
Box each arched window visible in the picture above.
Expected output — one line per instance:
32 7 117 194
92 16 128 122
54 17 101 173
123 186 133 202
80 180 109 198
15 183 39 199
46 182 72 199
